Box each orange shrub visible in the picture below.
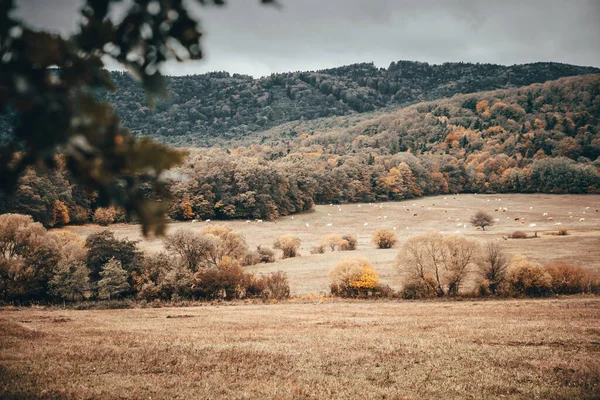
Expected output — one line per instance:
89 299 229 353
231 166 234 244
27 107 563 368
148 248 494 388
544 263 594 294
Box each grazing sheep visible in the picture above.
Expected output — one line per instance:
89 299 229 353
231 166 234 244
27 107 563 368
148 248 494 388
456 223 462 227
257 219 263 223
305 223 310 228
580 218 585 222
494 218 500 222
245 220 251 224
326 223 333 227
364 222 369 227
547 217 553 221
377 216 382 220
191 219 197 223
514 218 520 221
413 213 418 217
543 213 548 217
383 216 388 219
529 223 537 228
554 223 562 226
205 219 211 223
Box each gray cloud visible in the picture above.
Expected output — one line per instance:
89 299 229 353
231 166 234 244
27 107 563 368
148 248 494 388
13 0 600 77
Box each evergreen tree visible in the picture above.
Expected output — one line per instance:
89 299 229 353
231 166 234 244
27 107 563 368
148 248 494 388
97 258 130 300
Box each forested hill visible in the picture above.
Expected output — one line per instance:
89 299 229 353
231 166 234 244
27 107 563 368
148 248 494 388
2 74 599 226
99 61 598 146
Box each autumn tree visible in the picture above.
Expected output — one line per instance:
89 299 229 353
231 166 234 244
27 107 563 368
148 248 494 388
372 229 397 249
328 256 378 297
93 207 116 226
0 214 61 301
322 234 346 251
273 235 301 259
470 211 494 230
200 225 248 266
52 200 70 226
181 197 195 220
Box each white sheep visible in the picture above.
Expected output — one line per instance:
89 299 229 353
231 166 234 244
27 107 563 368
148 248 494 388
543 212 548 217
364 222 369 227
205 219 211 223
529 223 536 228
326 223 333 227
191 219 197 223
305 223 310 228
580 218 585 222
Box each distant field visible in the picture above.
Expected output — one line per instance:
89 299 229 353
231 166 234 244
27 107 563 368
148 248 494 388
61 194 600 295
1 298 599 399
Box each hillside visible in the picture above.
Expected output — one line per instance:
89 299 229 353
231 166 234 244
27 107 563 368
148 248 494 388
1 74 599 225
95 61 598 146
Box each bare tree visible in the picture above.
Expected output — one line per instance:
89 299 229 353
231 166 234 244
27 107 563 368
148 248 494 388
397 232 480 296
476 241 509 294
443 235 479 295
470 211 495 231
164 230 217 272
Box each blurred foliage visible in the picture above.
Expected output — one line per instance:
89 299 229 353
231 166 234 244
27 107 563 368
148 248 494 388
0 0 273 235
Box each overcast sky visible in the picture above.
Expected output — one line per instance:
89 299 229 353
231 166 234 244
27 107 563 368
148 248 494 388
13 0 600 77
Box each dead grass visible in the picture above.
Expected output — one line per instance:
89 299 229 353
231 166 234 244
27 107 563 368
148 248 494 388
1 298 599 399
59 194 600 296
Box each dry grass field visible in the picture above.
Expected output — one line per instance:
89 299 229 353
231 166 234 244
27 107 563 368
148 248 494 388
2 194 600 399
61 194 600 295
1 298 599 399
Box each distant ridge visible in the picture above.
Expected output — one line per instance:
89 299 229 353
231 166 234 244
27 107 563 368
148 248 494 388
94 61 599 146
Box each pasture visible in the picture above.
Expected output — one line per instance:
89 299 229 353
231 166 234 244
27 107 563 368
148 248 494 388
2 194 600 399
62 194 600 295
1 298 599 399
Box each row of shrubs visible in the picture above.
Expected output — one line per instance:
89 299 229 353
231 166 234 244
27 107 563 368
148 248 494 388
327 231 600 299
0 214 290 304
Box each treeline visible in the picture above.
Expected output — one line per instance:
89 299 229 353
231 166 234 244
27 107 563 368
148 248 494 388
1 75 599 225
0 214 288 304
3 61 595 148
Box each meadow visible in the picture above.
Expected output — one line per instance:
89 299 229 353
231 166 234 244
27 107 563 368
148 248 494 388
2 193 599 399
1 298 599 399
63 193 600 295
